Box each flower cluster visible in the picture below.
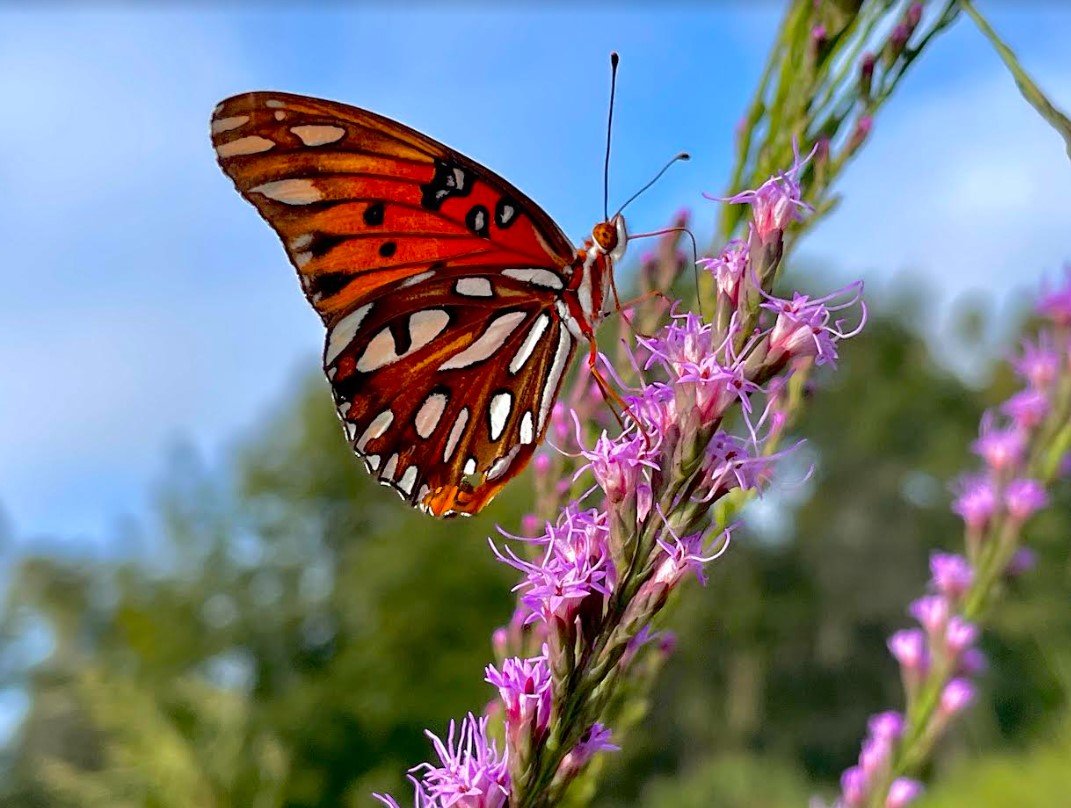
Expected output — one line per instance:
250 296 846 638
377 157 865 807
834 268 1071 808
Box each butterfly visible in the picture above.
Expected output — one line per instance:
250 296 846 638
211 90 630 518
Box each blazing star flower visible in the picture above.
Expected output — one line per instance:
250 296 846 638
391 714 510 808
492 506 614 626
951 473 997 530
868 711 905 741
886 778 924 808
557 722 619 778
972 413 1026 472
938 678 975 718
1001 388 1050 430
1004 478 1048 522
859 734 893 777
1037 267 1071 326
909 595 949 636
652 526 732 588
697 238 748 305
485 653 553 744
624 382 677 441
944 616 979 656
888 629 928 673
760 282 867 368
1013 334 1061 389
574 427 658 505
373 780 430 808
930 552 973 600
840 767 868 807
717 144 815 243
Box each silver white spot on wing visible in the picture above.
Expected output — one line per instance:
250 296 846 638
503 268 563 290
357 409 394 451
217 135 275 157
520 411 534 444
438 311 526 371
398 466 419 496
290 233 313 250
325 303 372 365
211 115 249 134
443 408 469 463
291 124 346 146
399 270 435 289
250 178 323 205
381 454 399 483
489 392 512 441
365 454 381 472
487 445 522 481
509 313 550 374
415 393 448 439
538 328 573 431
463 457 477 476
265 99 286 108
294 251 312 268
274 110 286 121
357 309 449 373
455 277 493 297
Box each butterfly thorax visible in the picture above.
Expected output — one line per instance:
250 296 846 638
561 214 628 340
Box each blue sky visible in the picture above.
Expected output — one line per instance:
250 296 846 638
1 4 1069 548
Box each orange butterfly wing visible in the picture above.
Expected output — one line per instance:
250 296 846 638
212 91 580 516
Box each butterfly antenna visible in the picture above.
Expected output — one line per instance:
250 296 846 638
603 52 619 222
614 152 690 219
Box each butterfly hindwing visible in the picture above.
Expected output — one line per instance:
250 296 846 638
327 273 576 516
212 91 583 516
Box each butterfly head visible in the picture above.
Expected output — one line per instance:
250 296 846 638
592 214 628 265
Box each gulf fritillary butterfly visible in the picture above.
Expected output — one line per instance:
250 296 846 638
212 87 633 518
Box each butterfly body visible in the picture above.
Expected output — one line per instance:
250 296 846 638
212 91 627 517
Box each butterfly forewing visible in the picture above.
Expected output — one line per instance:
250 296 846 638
212 91 582 516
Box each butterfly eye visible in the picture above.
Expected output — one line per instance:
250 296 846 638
591 221 618 254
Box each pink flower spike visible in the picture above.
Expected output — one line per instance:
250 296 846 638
412 714 510 808
944 616 979 655
760 281 867 368
859 735 892 777
939 678 975 717
711 143 817 243
908 595 949 636
1004 478 1048 522
972 412 1026 472
653 524 733 588
839 766 868 807
557 723 619 779
1013 334 1060 390
485 654 552 743
886 777 924 808
930 552 973 600
888 629 929 673
1001 388 1050 430
1037 266 1071 326
697 239 748 306
867 711 905 741
951 473 997 530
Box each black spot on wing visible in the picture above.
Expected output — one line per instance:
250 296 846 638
363 201 385 226
495 196 518 229
379 241 397 258
420 160 472 211
306 271 353 300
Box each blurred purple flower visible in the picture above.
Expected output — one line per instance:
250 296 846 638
930 552 973 600
972 413 1026 472
1004 478 1048 522
886 778 924 808
951 473 997 530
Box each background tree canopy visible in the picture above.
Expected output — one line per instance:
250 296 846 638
2 284 1068 806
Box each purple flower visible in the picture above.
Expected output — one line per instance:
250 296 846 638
972 413 1026 472
930 552 973 600
625 382 677 441
1013 334 1060 390
653 526 732 588
399 714 510 808
1001 388 1050 430
719 145 815 242
485 654 552 744
1037 267 1071 326
575 427 658 504
840 766 868 807
1005 546 1038 577
886 778 924 808
492 505 614 626
908 595 949 636
938 678 975 718
1004 478 1048 522
888 629 929 673
944 616 979 656
558 723 619 778
859 734 893 777
951 473 997 530
760 281 866 368
697 239 748 306
959 647 989 676
867 711 905 741
702 432 773 497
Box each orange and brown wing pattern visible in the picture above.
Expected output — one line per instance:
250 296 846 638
211 91 581 516
211 91 575 323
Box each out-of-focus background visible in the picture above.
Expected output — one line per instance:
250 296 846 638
1 4 1070 806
